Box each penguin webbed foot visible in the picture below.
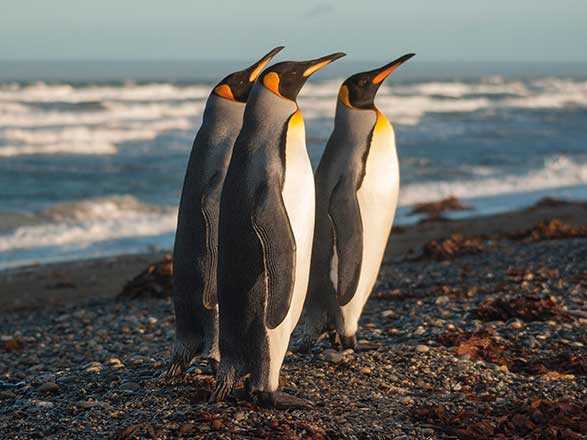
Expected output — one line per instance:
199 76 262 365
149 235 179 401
337 334 357 351
256 391 313 410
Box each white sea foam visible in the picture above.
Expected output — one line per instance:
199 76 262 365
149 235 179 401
399 155 587 206
0 142 118 157
0 82 211 103
0 196 177 252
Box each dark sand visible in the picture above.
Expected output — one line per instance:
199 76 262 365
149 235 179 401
1 200 587 439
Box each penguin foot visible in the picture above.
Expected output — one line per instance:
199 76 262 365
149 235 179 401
165 341 201 381
296 337 316 354
208 358 219 375
257 391 312 410
339 334 357 351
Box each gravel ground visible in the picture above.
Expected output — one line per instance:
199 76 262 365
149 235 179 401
1 237 586 439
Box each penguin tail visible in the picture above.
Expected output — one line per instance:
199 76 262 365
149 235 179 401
210 365 237 403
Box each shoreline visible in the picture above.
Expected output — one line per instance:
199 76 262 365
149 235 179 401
1 199 586 312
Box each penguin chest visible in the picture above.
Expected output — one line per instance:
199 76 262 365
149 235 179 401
279 111 315 331
341 116 399 323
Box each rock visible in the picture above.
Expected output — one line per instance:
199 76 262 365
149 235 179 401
186 366 203 375
399 396 414 405
56 376 79 384
78 400 101 409
0 391 16 399
35 373 56 384
38 382 59 394
382 310 396 318
82 361 102 373
435 295 450 305
107 358 124 369
119 382 140 391
33 400 54 408
415 345 430 353
510 320 523 329
323 350 344 364
360 367 372 375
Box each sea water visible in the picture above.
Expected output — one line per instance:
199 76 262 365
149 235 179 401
0 61 586 269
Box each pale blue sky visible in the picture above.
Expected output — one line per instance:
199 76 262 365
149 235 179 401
1 0 586 62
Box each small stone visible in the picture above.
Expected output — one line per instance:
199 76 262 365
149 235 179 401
186 366 203 375
210 419 224 431
83 361 102 373
107 358 124 369
0 391 16 399
435 295 449 305
119 382 140 391
382 310 396 318
38 382 59 394
33 400 54 408
415 345 430 353
323 350 344 364
78 400 101 409
56 376 79 384
510 320 523 329
360 367 372 375
399 396 414 405
35 373 56 384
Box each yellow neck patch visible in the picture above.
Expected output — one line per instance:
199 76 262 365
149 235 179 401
374 110 392 134
263 72 281 97
213 84 236 101
289 108 304 128
338 85 354 109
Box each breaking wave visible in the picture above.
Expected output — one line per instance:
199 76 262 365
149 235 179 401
399 155 587 206
0 196 177 252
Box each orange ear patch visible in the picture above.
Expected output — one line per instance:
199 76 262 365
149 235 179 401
213 84 235 101
338 85 353 108
263 72 281 96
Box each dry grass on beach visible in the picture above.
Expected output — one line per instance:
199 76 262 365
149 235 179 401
1 200 587 439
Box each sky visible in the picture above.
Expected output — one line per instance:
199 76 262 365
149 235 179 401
1 0 586 62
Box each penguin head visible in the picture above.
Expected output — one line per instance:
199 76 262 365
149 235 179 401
213 46 284 103
260 52 346 101
339 53 415 110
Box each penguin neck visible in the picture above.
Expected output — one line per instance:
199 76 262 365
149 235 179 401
245 82 299 130
333 101 379 142
201 93 246 140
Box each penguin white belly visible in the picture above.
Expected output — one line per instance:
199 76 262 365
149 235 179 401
340 115 399 336
265 110 315 390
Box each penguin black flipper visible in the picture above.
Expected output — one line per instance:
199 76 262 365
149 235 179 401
328 175 363 306
252 182 297 329
200 171 224 309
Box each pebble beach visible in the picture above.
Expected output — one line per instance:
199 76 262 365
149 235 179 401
1 200 587 439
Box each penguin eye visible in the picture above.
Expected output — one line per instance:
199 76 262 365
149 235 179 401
358 79 367 87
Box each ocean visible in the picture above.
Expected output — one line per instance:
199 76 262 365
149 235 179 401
1 61 586 269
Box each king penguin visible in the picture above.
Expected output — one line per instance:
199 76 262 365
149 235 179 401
300 53 415 352
167 46 284 378
210 52 346 408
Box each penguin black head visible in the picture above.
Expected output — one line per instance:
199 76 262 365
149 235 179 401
213 46 284 103
260 52 346 101
339 53 415 110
